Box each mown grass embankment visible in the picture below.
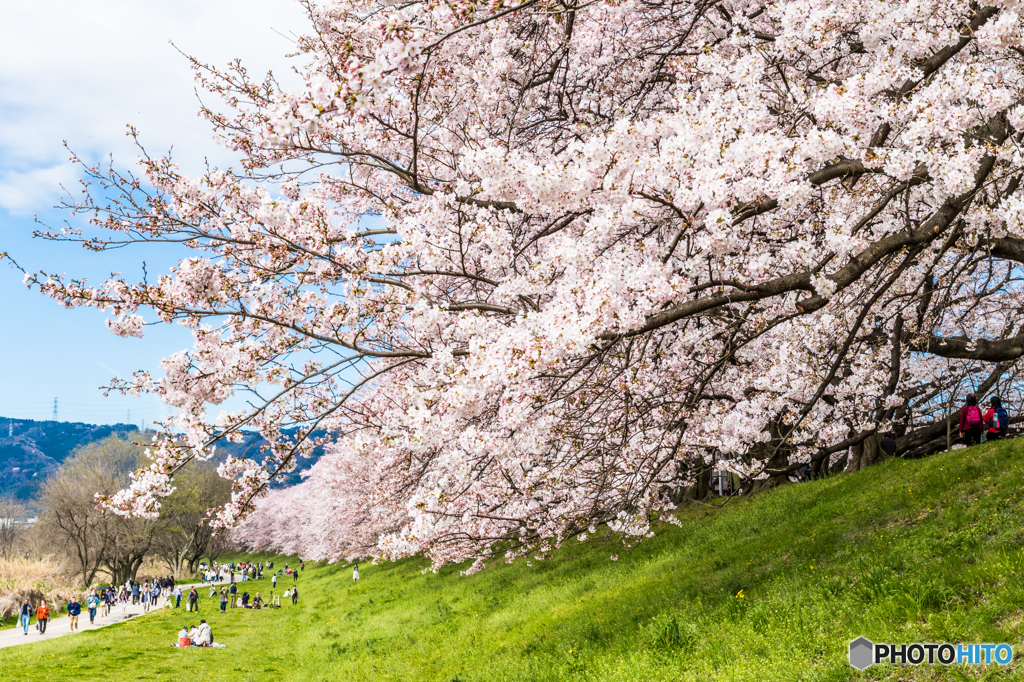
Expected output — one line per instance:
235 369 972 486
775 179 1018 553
6 438 1024 681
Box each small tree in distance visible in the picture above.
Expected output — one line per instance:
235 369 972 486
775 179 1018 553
38 434 161 586
154 461 232 578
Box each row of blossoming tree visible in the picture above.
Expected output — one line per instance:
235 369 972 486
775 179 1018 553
11 0 1024 570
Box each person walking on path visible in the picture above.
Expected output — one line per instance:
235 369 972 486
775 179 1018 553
175 586 183 609
35 602 49 634
87 592 99 624
142 587 151 613
353 563 359 581
67 597 81 633
18 599 31 636
152 583 161 608
959 394 985 446
291 586 299 605
219 587 228 613
131 582 140 605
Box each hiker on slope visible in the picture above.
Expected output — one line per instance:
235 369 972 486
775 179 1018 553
984 396 1010 441
959 394 984 446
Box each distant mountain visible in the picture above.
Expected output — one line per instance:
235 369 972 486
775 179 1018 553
0 418 138 500
0 417 326 501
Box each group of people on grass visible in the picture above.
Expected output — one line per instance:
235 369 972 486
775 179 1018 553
176 619 222 647
959 395 1011 446
215 580 300 611
195 559 307 585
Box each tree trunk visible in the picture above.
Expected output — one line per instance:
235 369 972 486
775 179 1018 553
845 432 887 473
747 428 793 494
829 450 849 475
747 447 791 494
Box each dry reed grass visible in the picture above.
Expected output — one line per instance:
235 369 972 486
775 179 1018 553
0 554 196 617
0 556 94 615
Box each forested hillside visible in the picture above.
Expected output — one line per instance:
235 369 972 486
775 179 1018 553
0 418 136 500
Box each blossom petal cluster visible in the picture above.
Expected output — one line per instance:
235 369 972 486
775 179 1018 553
24 0 1024 570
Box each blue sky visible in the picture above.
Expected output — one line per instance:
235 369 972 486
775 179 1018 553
0 1 306 425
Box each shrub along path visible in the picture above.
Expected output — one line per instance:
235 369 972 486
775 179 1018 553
4 439 1024 680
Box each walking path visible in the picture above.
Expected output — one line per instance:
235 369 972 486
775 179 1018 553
0 582 210 650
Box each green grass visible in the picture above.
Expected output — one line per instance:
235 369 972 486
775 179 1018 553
7 439 1024 681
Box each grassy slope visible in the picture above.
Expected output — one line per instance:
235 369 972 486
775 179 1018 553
8 438 1024 681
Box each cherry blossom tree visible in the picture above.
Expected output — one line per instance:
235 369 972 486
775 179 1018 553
12 0 1024 569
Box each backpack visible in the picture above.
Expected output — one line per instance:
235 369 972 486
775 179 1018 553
996 407 1009 431
964 405 983 429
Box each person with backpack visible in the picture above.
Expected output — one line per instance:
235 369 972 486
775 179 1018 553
959 394 985 446
87 591 99 623
985 396 1010 440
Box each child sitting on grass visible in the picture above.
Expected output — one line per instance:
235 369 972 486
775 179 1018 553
177 626 191 647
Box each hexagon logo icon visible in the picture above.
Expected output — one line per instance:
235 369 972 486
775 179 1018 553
849 636 874 670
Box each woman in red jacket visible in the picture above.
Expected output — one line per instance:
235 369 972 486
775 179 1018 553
35 602 50 634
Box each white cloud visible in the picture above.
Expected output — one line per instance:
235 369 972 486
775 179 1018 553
0 164 79 214
0 0 308 213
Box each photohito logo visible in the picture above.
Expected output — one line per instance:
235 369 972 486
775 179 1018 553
849 637 1013 670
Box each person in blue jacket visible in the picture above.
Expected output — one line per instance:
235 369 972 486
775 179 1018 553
67 597 82 632
18 599 31 635
86 592 99 624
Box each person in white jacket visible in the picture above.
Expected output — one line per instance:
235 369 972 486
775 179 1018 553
193 620 213 647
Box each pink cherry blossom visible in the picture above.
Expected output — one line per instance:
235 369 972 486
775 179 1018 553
11 0 1024 571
